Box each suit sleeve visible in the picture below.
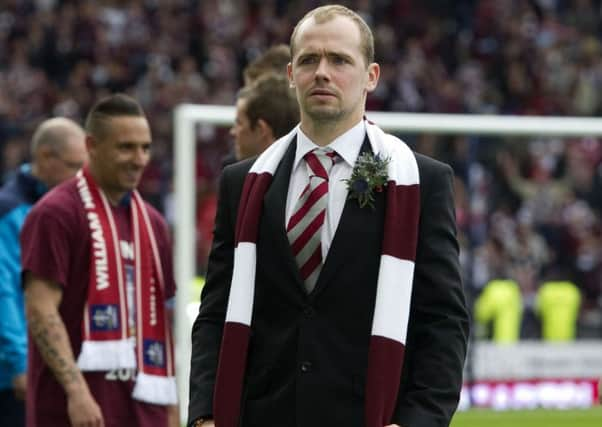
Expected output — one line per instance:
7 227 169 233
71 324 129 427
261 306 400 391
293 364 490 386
188 167 237 424
394 162 470 427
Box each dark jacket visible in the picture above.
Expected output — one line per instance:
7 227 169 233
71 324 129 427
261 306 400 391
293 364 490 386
189 137 469 427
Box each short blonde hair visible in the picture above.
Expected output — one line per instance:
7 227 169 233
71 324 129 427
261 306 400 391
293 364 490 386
289 5 374 67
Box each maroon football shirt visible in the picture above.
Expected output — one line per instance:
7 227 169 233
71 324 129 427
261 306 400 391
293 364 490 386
21 177 176 427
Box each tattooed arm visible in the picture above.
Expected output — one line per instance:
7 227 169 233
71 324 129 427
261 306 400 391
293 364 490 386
24 272 104 427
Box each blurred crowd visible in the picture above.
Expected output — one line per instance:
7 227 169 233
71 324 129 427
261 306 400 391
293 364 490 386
1 0 601 337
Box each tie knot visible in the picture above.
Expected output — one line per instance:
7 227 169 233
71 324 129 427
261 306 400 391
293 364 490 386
305 148 337 180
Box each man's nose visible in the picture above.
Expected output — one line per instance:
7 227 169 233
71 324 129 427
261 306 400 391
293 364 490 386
133 147 148 166
314 57 330 81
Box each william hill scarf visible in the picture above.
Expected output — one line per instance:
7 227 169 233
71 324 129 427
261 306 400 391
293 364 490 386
75 168 177 405
214 121 420 427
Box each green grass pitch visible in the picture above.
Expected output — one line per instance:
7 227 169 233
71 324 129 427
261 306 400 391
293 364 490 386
450 407 602 427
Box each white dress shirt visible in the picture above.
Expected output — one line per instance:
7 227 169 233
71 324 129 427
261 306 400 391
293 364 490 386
285 120 375 259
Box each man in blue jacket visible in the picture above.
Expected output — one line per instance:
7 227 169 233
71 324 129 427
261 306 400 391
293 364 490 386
0 117 87 426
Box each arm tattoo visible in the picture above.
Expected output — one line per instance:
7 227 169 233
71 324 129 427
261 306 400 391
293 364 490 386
28 310 82 388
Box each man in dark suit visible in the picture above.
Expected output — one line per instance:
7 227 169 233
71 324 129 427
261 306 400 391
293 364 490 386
188 5 469 427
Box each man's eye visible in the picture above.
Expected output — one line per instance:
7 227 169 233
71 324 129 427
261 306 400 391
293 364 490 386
299 56 317 65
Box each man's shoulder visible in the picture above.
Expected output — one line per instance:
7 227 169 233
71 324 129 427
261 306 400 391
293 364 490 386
413 152 453 176
30 178 79 218
0 166 49 213
222 157 256 182
143 200 164 218
412 152 456 208
0 177 22 217
142 199 169 229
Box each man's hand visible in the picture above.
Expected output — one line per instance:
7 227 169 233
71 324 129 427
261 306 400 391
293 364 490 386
67 389 104 427
12 373 26 400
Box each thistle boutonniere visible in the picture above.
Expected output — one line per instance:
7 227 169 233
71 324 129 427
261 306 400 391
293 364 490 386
344 152 390 209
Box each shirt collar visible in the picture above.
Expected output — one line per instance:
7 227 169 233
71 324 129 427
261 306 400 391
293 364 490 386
293 120 369 171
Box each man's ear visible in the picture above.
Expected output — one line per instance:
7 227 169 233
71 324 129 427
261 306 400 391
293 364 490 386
36 144 54 161
365 62 380 93
287 62 295 88
85 135 96 154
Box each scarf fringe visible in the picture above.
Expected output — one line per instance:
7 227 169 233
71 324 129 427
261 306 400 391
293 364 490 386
77 339 136 371
132 372 178 405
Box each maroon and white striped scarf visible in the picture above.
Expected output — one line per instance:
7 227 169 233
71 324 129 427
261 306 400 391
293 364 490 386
75 168 177 405
214 121 420 426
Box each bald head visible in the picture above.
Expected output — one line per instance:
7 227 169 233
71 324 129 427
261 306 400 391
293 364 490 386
31 117 85 155
31 117 88 188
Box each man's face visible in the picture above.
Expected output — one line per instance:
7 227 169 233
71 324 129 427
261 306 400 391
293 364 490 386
288 15 379 129
45 133 88 187
88 116 151 201
230 98 264 160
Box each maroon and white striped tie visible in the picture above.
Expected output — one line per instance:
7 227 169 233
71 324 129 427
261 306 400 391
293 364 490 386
287 148 337 293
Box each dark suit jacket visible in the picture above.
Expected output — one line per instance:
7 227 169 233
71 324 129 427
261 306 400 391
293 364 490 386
188 137 469 427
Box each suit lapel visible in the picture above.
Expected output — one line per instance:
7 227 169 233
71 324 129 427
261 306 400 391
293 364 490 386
259 134 384 300
260 137 307 295
311 137 384 298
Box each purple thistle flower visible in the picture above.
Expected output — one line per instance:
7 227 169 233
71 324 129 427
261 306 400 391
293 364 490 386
352 178 370 194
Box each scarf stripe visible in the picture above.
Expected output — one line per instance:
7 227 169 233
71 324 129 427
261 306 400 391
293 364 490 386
214 122 420 427
225 243 257 325
372 256 415 341
236 174 273 243
214 323 252 427
135 191 175 378
133 199 144 372
99 188 128 338
382 184 420 260
365 337 406 426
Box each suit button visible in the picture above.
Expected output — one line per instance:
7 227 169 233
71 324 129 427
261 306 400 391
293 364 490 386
300 361 313 373
303 306 314 318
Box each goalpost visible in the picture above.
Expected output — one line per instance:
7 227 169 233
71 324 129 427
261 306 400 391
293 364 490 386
173 104 602 421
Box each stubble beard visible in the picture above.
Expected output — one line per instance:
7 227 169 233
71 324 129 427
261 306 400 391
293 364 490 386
304 101 345 125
